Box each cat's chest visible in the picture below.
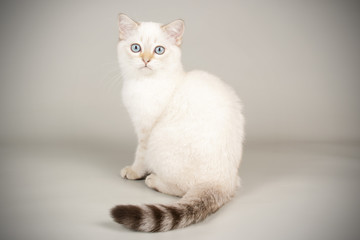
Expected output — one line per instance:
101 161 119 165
122 77 176 132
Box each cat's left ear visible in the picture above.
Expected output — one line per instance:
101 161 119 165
162 19 185 46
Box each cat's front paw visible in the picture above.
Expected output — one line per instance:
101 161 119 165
120 166 141 180
145 174 158 191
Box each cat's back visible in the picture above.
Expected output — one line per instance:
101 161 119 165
177 70 242 112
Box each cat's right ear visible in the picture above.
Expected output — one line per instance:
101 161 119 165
118 14 138 40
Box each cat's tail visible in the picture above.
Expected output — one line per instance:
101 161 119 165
110 184 233 232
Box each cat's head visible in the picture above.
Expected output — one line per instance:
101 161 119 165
117 14 184 78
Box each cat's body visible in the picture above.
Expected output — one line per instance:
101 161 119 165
111 14 245 232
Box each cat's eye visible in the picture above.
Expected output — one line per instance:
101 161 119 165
131 43 141 53
154 46 165 55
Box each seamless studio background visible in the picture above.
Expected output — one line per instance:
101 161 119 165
0 1 359 240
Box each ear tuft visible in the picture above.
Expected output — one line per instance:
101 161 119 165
118 13 138 40
162 19 185 46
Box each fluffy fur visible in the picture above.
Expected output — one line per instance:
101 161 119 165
111 14 245 232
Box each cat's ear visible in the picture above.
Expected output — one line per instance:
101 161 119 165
162 19 185 46
118 14 139 40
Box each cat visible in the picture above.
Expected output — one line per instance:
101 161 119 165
111 14 245 232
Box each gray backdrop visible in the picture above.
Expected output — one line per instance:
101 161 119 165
0 0 359 145
0 1 360 240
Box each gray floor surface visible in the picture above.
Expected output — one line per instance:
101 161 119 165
0 141 359 240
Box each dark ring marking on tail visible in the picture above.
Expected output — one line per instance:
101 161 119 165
111 205 143 231
161 205 182 230
147 205 163 232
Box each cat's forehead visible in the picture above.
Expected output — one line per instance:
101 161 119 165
136 22 165 42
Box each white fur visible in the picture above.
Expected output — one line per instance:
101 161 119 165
118 15 244 197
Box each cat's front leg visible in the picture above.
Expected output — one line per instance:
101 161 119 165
120 140 148 180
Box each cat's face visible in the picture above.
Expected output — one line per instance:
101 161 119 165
117 14 184 77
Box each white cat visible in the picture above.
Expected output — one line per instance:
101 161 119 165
111 14 245 232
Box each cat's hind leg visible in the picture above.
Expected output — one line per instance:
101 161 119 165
145 173 185 197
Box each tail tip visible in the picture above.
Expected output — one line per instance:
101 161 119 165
110 205 143 229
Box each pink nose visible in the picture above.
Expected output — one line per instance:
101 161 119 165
142 58 151 65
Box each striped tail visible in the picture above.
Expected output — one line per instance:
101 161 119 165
110 185 232 232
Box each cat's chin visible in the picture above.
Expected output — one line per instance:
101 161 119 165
139 66 154 75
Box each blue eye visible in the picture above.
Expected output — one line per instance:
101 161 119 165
154 46 165 55
131 43 141 53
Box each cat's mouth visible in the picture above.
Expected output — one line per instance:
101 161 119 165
140 66 152 70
